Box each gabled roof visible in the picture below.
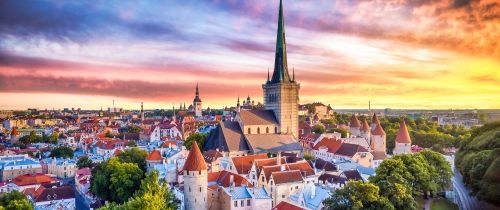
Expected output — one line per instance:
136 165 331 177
146 150 162 161
245 134 301 153
203 121 249 152
313 138 342 153
271 170 303 184
202 150 223 163
231 154 268 174
335 143 369 157
272 201 306 210
32 186 75 202
285 161 315 177
395 119 411 143
239 110 278 125
207 170 253 188
349 114 361 128
13 173 56 186
318 173 347 184
342 169 363 181
183 143 207 171
310 158 337 172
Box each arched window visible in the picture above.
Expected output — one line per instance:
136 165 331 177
257 127 260 134
275 127 278 133
266 127 269 134
248 128 251 134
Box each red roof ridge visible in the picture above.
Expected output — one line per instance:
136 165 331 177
372 123 385 135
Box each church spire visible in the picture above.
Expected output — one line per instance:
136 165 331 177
270 0 291 84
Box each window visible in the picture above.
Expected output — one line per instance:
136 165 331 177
248 128 251 134
199 170 201 175
295 186 298 189
200 187 202 192
261 177 264 182
247 200 251 206
234 201 238 207
275 127 278 133
270 181 273 185
189 187 191 192
241 200 244 206
257 127 260 134
282 195 285 198
266 127 269 133
187 171 189 175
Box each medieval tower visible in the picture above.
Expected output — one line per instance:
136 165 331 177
263 0 300 138
193 83 202 117
183 143 208 210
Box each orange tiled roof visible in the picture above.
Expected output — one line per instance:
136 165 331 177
183 143 207 171
231 153 268 174
272 201 306 210
146 150 162 161
207 170 253 187
395 119 411 143
371 113 380 125
313 137 342 153
13 174 56 186
271 170 303 184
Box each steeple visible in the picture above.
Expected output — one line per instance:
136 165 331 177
270 0 291 84
193 83 201 103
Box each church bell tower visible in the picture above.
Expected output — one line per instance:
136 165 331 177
263 0 300 138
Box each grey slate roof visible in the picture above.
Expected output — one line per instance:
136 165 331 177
204 121 250 152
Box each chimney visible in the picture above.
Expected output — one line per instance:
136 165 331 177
311 184 316 199
277 153 281 165
230 175 235 188
280 164 286 172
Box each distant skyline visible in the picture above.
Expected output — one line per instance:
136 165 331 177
1 0 499 110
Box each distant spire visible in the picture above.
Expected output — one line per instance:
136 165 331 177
237 96 240 107
270 0 291 83
196 83 199 96
292 67 295 81
141 102 143 112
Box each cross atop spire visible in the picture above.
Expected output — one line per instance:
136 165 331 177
269 0 291 84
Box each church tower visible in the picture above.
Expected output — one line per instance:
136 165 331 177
193 83 202 117
183 143 208 210
263 0 300 138
140 102 144 121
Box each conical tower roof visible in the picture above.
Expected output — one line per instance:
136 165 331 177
372 123 386 135
183 143 207 171
269 0 291 84
371 113 380 125
349 114 361 128
395 119 411 143
361 119 370 131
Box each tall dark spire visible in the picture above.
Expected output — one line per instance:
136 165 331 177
270 0 291 84
193 83 201 103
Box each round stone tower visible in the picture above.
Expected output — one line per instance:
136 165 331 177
183 143 207 210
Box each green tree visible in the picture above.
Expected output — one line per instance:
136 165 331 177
418 150 453 191
117 147 148 172
48 132 59 144
127 141 137 147
303 154 314 161
50 146 74 158
312 124 325 134
330 128 348 138
184 133 208 150
77 156 94 169
127 125 142 134
90 158 144 204
0 190 33 210
322 181 394 210
100 170 179 210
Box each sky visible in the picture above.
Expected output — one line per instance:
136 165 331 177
0 0 499 110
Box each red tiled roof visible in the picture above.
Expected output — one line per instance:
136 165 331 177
313 138 342 153
361 119 370 131
395 120 411 143
183 143 207 171
146 150 162 161
284 161 315 177
372 123 385 135
11 127 19 136
231 154 268 174
13 174 56 186
272 201 306 210
349 114 361 128
271 170 303 184
207 171 253 187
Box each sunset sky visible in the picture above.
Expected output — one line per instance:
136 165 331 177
0 0 499 110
